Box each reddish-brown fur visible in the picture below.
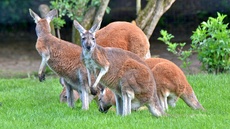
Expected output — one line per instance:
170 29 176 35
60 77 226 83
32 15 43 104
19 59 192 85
36 33 84 79
98 58 204 112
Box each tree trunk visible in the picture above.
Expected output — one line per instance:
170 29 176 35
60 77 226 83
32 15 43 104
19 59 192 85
93 0 110 26
136 0 141 15
135 0 175 39
136 0 156 30
143 0 164 38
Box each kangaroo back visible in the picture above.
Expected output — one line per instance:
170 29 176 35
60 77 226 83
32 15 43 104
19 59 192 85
96 21 150 59
149 58 204 110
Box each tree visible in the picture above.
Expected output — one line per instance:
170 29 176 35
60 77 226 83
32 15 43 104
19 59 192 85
136 0 176 39
50 0 175 43
50 0 110 45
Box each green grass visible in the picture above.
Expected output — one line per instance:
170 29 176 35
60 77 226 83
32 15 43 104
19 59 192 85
0 74 229 129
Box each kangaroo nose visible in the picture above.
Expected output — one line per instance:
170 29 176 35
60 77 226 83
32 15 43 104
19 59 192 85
86 46 91 50
99 106 108 113
99 107 103 112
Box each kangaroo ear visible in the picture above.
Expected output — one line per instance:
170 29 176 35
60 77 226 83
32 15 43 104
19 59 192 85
89 21 102 33
46 9 57 23
29 9 41 23
74 20 86 34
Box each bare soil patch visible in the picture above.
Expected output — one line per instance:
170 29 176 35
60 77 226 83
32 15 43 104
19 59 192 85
0 40 40 78
0 38 201 78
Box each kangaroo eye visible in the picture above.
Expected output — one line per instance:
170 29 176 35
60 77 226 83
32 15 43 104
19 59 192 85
92 37 95 40
82 37 86 40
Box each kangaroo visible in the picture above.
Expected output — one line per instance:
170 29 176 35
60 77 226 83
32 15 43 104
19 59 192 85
74 20 164 117
98 58 204 113
29 9 95 110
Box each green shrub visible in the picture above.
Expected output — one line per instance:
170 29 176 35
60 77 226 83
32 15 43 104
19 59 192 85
191 13 230 74
158 30 192 73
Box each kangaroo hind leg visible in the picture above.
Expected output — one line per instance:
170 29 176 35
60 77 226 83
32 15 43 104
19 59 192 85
147 92 165 117
64 80 75 108
78 70 91 110
122 90 134 116
114 94 123 115
120 74 135 116
158 92 168 111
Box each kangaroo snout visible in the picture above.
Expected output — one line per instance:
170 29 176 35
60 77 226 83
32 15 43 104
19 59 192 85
39 72 45 82
86 46 91 51
90 87 98 95
82 42 93 51
98 103 111 113
99 106 109 113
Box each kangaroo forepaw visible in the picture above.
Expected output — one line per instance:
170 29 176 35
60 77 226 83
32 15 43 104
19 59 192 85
90 87 98 95
39 73 46 82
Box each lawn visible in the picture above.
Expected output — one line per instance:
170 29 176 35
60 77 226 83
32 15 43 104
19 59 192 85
0 74 229 129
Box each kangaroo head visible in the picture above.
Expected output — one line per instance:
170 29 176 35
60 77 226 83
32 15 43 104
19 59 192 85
98 88 113 113
74 20 101 52
29 9 57 37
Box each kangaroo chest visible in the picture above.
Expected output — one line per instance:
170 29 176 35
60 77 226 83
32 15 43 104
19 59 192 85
82 52 101 77
83 57 99 74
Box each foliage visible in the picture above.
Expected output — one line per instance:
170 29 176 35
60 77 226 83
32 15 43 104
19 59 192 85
0 74 230 128
51 17 66 30
191 12 230 74
0 0 30 24
50 0 110 29
0 0 44 31
158 30 192 72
